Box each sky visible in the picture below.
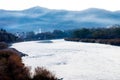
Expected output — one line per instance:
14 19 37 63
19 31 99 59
0 0 120 11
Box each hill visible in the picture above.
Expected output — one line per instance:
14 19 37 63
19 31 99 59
0 6 120 32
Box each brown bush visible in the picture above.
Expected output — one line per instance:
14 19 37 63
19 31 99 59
0 50 31 80
32 67 57 80
0 49 58 80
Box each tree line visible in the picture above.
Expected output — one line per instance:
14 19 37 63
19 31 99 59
1 24 120 45
0 29 22 43
72 26 120 39
65 25 120 46
24 30 69 41
22 25 120 41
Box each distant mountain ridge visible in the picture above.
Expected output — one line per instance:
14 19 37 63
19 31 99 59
0 6 120 32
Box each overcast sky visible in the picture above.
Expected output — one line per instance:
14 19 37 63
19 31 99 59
0 0 120 11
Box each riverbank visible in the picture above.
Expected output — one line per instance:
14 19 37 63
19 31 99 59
64 38 120 46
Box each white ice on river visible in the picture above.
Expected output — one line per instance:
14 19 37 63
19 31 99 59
12 39 120 80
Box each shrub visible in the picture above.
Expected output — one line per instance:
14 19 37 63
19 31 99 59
0 50 58 80
0 50 31 80
0 42 58 80
32 67 57 80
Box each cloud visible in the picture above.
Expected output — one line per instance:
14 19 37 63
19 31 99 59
0 0 119 11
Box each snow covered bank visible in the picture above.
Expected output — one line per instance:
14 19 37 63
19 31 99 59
12 39 120 80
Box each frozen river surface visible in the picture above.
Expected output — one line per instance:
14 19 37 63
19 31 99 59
12 39 120 80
